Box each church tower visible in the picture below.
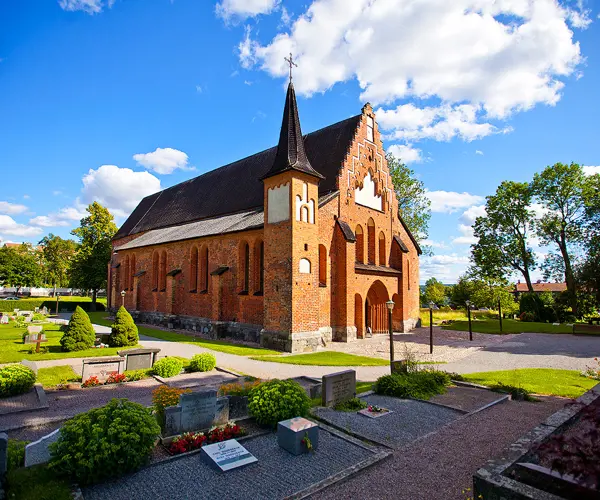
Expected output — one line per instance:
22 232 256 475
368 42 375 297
260 80 324 352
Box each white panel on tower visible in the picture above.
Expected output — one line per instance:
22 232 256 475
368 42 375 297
268 183 290 223
355 172 383 211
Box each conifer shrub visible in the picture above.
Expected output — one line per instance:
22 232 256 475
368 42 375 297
59 306 95 352
108 306 139 347
152 357 183 378
189 353 216 372
0 365 36 398
248 379 310 427
49 398 160 485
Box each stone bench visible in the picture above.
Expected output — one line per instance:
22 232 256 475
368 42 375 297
573 323 600 335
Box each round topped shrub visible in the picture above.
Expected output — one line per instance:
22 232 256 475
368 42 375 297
0 365 36 398
49 398 160 485
248 379 310 427
60 306 95 352
152 357 183 378
189 353 216 372
109 306 139 347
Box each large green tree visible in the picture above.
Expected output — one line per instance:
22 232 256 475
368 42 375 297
39 234 78 291
70 202 117 310
450 272 515 312
387 153 431 249
422 277 447 306
531 163 592 315
471 181 537 292
0 244 43 293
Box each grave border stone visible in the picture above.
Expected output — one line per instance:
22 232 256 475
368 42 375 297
24 428 61 467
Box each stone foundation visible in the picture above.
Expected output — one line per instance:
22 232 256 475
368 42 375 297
401 317 421 332
332 326 357 342
260 330 323 353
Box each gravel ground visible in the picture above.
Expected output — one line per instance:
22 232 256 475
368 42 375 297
429 385 506 413
315 396 567 500
83 429 376 500
313 395 462 449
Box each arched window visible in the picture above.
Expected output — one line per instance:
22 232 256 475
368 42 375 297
190 247 198 292
159 251 167 291
319 245 327 286
130 255 136 290
199 246 209 292
124 255 130 291
299 258 311 274
152 251 159 290
240 242 250 292
367 218 375 264
355 225 364 263
379 232 386 266
254 240 264 294
407 260 411 290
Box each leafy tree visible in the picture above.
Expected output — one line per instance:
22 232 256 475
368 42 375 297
531 163 593 315
60 306 96 351
471 181 537 291
0 244 43 293
422 277 447 306
39 234 78 291
387 153 431 250
70 203 117 311
450 273 515 312
109 306 139 347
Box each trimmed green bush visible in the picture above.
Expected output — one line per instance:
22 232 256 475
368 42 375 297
152 357 183 378
248 379 310 427
49 398 160 485
59 306 96 352
124 368 153 381
7 440 28 471
189 353 216 372
108 306 139 347
0 365 36 398
375 370 450 400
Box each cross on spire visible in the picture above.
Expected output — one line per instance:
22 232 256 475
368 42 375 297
284 52 297 82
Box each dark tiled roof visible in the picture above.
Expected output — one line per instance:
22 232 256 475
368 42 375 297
398 218 422 255
514 282 567 292
261 83 324 181
337 219 356 242
115 115 361 239
393 235 409 253
355 263 402 276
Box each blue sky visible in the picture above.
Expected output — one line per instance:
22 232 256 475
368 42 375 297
0 0 598 283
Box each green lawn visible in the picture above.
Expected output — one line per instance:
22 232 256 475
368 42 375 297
356 381 375 393
0 323 127 364
87 312 282 357
36 365 81 388
6 464 72 500
420 308 499 327
250 351 389 366
462 369 598 398
443 318 574 335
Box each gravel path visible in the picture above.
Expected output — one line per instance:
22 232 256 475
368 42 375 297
315 396 567 500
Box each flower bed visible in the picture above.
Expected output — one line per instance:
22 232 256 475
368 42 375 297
166 422 246 455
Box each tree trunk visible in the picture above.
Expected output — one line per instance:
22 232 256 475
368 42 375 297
91 289 97 312
558 231 578 316
519 238 535 293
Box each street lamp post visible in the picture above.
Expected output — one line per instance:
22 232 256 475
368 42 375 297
428 302 434 354
498 298 503 333
386 300 395 373
55 293 60 316
121 290 126 308
466 300 473 341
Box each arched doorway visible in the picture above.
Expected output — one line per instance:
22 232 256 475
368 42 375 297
365 280 390 334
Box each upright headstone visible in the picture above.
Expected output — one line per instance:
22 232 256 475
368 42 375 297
162 390 229 437
277 417 319 455
24 429 60 467
118 348 161 371
0 314 8 324
81 357 125 383
321 369 356 407
0 433 7 482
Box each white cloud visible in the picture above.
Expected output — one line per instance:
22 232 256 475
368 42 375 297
195 85 203 93
583 165 600 176
387 144 422 164
426 190 484 213
0 215 43 237
280 6 292 27
52 190 62 196
240 0 587 147
133 147 192 175
420 253 470 283
459 204 487 225
0 201 28 215
23 195 30 200
421 239 449 249
475 150 484 156
29 207 86 228
453 224 478 245
216 0 280 21
81 165 161 217
58 0 115 14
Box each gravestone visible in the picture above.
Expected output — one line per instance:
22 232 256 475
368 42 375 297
81 357 125 383
24 429 60 467
201 439 257 471
321 369 356 407
24 328 48 353
0 314 8 324
0 433 7 482
163 390 229 437
25 325 43 336
277 417 319 455
21 359 38 375
118 348 161 371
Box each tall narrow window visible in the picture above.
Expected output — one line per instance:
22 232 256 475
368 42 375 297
130 255 136 290
355 225 364 263
124 256 130 291
407 260 411 290
254 240 264 294
159 251 167 291
367 218 375 264
319 245 327 286
190 247 198 291
240 242 250 292
366 116 374 142
259 241 264 293
152 252 159 290
379 232 386 266
200 246 209 292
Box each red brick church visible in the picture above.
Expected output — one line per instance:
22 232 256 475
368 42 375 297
109 80 421 352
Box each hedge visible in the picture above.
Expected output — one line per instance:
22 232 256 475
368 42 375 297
0 300 106 313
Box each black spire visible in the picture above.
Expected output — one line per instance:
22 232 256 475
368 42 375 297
261 82 324 181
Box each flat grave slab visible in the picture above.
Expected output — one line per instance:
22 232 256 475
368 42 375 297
83 427 387 500
0 384 48 416
313 394 462 449
201 439 258 471
429 385 507 413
